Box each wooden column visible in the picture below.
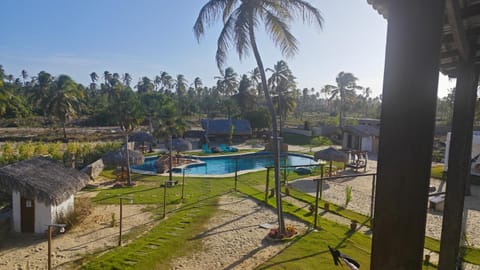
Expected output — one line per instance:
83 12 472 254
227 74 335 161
438 62 478 270
370 0 445 269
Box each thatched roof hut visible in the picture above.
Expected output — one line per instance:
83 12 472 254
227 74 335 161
0 156 90 205
102 148 145 168
172 138 192 152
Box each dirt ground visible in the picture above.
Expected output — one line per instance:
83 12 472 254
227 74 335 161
0 190 155 270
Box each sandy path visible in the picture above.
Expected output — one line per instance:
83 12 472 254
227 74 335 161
0 202 154 270
170 194 308 270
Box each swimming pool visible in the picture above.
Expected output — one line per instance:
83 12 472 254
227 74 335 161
132 152 318 175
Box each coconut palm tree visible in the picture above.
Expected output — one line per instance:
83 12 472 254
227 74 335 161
328 72 361 129
153 103 188 182
47 75 84 140
122 73 132 87
194 0 323 234
235 74 256 116
267 60 296 134
173 74 188 96
21 70 28 86
159 71 173 93
215 67 239 96
109 88 144 185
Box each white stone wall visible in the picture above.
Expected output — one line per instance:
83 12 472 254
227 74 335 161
34 200 52 233
12 191 21 232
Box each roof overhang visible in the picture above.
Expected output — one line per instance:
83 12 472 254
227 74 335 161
367 0 480 78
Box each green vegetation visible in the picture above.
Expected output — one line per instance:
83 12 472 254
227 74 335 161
80 166 480 269
0 141 120 167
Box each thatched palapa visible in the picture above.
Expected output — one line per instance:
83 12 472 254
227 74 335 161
0 156 90 205
102 148 144 167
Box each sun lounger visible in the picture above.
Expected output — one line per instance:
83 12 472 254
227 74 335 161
202 144 212 153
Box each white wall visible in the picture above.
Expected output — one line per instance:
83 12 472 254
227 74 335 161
35 200 52 233
12 191 21 232
361 137 373 152
52 195 74 223
444 132 480 175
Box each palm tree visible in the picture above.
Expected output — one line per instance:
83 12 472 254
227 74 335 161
194 0 323 234
90 72 99 84
234 74 256 116
173 74 188 96
328 72 361 129
47 75 84 140
153 103 188 182
122 73 132 87
136 77 155 93
193 77 203 94
109 88 143 185
28 71 54 121
215 67 238 96
267 60 296 134
159 71 173 93
21 70 28 86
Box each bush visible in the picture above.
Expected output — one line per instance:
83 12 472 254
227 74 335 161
345 185 352 207
310 136 332 147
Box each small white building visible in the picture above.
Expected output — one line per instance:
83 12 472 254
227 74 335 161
342 125 380 153
0 157 90 233
444 131 480 176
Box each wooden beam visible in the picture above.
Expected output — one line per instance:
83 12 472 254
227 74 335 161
438 62 478 270
461 2 480 18
371 0 445 269
446 0 470 61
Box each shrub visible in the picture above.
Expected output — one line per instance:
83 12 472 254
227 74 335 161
56 198 92 230
345 185 353 207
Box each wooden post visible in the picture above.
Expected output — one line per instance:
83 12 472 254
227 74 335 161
163 181 167 218
234 159 238 192
319 165 324 200
48 226 52 270
181 169 185 201
314 179 320 229
118 198 123 246
370 174 376 219
371 0 445 268
438 62 478 270
265 168 270 203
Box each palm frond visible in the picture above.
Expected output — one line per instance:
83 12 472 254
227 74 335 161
194 0 234 41
262 8 298 57
282 0 324 29
216 9 238 71
234 6 252 62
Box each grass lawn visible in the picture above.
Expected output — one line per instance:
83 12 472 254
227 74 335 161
81 167 479 269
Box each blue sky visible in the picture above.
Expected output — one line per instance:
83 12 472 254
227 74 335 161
0 0 454 97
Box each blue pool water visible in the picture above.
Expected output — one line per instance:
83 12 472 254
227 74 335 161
132 152 318 175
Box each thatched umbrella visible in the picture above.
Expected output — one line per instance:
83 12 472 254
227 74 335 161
102 148 144 183
102 148 144 167
130 132 154 152
314 147 347 176
173 138 192 153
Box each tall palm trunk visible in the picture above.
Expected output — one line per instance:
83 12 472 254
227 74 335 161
125 133 132 185
249 24 285 234
168 135 173 182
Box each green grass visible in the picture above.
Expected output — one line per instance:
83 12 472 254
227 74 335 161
81 168 480 269
430 165 445 179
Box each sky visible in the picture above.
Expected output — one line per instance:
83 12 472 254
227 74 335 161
0 0 455 98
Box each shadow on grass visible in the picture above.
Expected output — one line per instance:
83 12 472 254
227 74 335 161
92 187 161 203
256 230 330 269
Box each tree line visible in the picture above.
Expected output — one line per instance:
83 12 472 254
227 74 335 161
0 63 382 137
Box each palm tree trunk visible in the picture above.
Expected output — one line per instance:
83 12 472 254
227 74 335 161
125 133 132 185
62 121 67 141
169 135 173 182
249 23 285 234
